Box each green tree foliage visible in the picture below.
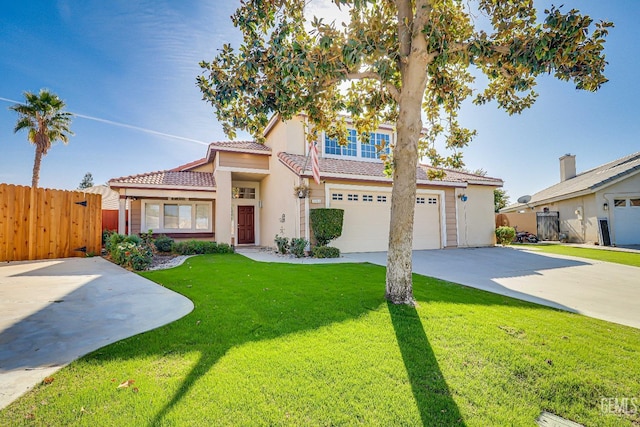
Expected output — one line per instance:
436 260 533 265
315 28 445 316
494 188 510 212
198 0 612 304
10 89 74 188
78 172 94 189
309 208 344 246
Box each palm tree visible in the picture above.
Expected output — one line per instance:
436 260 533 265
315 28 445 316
10 89 74 188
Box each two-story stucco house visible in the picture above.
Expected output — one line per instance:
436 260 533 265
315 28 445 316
108 115 502 253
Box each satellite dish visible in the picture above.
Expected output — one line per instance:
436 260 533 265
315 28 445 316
517 195 532 204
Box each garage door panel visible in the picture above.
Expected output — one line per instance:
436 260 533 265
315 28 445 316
614 197 640 245
328 190 441 253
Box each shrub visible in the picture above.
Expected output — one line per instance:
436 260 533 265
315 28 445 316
496 226 516 246
110 241 153 271
290 238 308 258
154 235 174 253
274 235 290 254
139 229 154 247
312 246 340 258
102 229 116 246
106 232 125 253
173 240 234 255
310 208 344 246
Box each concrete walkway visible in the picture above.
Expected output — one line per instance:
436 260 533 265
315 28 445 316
0 257 193 410
238 246 640 329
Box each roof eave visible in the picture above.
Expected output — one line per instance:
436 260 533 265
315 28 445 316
109 182 216 192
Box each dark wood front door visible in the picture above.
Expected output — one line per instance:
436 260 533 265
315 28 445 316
237 206 255 244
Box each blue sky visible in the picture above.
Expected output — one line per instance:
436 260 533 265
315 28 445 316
1 1 638 202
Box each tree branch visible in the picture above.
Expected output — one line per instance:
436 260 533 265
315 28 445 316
325 71 401 103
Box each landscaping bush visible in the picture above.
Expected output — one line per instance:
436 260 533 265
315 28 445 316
102 229 116 246
173 240 234 255
109 241 153 271
290 238 308 258
106 232 125 253
154 235 174 253
312 245 341 258
274 235 289 254
310 208 344 246
495 226 516 246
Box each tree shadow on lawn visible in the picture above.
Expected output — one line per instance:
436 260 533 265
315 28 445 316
44 255 568 425
120 255 472 425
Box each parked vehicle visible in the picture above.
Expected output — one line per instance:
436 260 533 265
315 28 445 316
513 227 539 243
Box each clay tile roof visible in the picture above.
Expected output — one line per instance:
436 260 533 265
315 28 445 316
429 166 504 185
208 140 271 154
109 170 215 189
278 152 501 186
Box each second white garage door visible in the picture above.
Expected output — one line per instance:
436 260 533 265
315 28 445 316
328 189 442 253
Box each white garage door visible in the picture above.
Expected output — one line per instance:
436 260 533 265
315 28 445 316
613 197 640 245
329 190 441 253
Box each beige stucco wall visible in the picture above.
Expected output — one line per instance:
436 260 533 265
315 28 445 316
456 185 496 247
496 212 537 234
258 155 303 248
188 163 214 173
264 116 306 155
535 194 597 243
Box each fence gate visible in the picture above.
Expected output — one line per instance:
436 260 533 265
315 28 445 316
0 184 102 261
536 211 560 241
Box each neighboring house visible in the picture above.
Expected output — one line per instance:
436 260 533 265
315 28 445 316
108 116 502 253
501 153 640 246
81 185 129 233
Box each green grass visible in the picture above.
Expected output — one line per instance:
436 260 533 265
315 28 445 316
1 254 639 426
525 244 640 267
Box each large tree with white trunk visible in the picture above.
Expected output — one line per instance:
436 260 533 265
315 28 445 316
198 0 611 305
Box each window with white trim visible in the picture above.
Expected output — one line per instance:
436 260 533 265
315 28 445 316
347 194 358 201
377 195 387 203
362 195 373 202
325 128 391 160
614 199 626 207
143 201 212 233
631 198 640 207
332 193 343 201
361 133 391 159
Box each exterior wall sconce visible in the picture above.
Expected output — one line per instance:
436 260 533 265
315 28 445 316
458 193 468 202
603 202 608 211
280 213 286 223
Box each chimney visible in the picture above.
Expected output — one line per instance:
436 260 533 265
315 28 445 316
559 154 576 182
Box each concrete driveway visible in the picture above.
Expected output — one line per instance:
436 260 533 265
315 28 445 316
0 257 193 410
344 247 640 329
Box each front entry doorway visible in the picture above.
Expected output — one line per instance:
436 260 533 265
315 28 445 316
237 205 255 244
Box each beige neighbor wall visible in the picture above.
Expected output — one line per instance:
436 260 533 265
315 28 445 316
536 194 597 243
496 212 537 234
259 118 307 247
456 185 497 247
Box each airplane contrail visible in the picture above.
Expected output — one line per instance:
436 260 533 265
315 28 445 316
0 96 210 146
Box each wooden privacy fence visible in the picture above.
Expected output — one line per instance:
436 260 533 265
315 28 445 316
0 184 102 261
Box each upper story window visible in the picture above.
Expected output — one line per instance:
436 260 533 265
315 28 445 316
324 128 390 160
362 133 391 159
233 187 256 199
325 129 357 157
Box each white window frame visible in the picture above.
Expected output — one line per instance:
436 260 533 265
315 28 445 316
322 129 393 162
141 199 213 234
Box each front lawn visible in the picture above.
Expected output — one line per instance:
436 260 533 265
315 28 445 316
526 244 640 268
1 254 639 426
